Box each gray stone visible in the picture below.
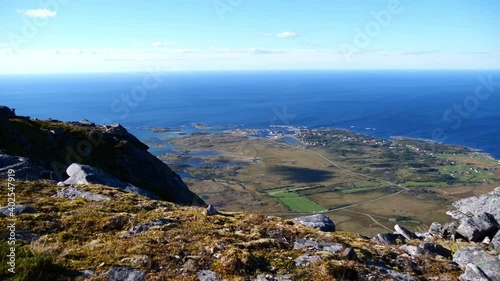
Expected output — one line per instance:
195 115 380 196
0 204 36 216
54 187 110 201
342 247 357 260
293 239 343 253
63 163 158 199
294 255 322 266
121 219 175 237
418 242 452 259
428 222 443 237
456 213 499 242
400 245 426 257
107 266 145 281
204 205 218 216
459 263 491 281
492 231 500 250
252 274 291 281
395 224 419 240
197 270 220 281
443 221 462 240
372 233 406 245
447 210 467 220
384 269 419 281
453 247 500 281
452 187 500 222
292 214 335 232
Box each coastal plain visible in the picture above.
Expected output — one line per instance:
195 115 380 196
160 128 500 235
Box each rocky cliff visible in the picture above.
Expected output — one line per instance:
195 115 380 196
0 105 204 206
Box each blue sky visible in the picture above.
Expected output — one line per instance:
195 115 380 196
0 0 499 73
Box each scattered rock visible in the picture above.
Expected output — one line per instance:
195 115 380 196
197 270 220 281
293 239 343 253
0 204 36 216
17 230 40 242
453 247 500 281
456 213 499 242
383 269 419 281
342 247 357 260
400 245 426 257
204 205 218 216
292 214 335 232
459 263 491 281
447 210 466 220
294 255 322 266
418 242 452 259
252 274 292 281
372 233 406 245
54 187 110 201
121 219 176 237
395 224 419 240
63 163 158 199
428 222 443 237
107 266 145 281
442 221 462 240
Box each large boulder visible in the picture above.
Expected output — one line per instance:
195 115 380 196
451 187 500 222
453 247 500 281
456 213 499 242
292 214 335 232
63 163 158 199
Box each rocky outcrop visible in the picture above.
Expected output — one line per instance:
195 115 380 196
292 214 335 232
121 218 176 237
197 270 220 281
293 239 343 253
0 105 204 205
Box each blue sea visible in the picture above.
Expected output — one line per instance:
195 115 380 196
1 70 500 158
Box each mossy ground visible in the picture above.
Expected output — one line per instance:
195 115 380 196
0 180 467 280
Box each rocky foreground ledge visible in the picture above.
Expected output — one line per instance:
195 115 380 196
1 105 499 280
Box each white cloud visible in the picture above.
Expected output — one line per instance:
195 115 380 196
151 41 176 47
276 31 299 38
21 9 57 18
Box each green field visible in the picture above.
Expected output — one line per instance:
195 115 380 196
269 190 326 213
402 181 448 188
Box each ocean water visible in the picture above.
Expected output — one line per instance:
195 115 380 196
1 70 500 158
